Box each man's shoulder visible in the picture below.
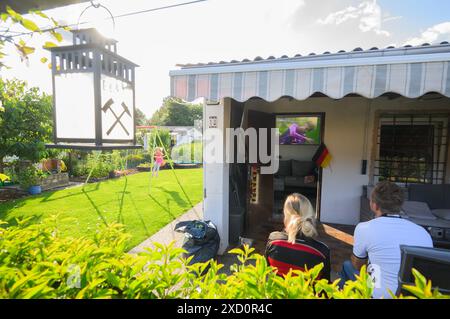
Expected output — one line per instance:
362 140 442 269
355 220 374 233
356 215 398 229
399 218 433 239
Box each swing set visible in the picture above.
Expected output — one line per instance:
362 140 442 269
84 126 200 217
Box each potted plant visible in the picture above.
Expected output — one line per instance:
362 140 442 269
17 166 47 195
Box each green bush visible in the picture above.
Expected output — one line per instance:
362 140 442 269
171 141 202 164
0 217 448 299
124 154 144 169
69 152 123 179
71 163 88 177
16 166 48 190
144 129 172 154
83 153 115 179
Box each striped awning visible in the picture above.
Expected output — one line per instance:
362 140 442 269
169 45 450 103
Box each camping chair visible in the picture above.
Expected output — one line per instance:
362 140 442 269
397 245 450 296
266 239 331 281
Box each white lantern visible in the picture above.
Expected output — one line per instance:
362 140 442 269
46 28 140 150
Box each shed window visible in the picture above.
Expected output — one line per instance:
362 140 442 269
374 114 449 185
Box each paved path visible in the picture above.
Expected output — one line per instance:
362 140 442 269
128 202 203 254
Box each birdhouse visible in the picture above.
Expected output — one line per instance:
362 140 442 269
45 28 141 150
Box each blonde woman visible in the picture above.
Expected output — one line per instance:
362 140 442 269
265 193 331 280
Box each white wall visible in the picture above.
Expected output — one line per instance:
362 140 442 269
202 99 230 254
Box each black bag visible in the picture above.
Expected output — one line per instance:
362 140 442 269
174 220 220 264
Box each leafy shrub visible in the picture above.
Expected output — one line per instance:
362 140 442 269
139 129 171 155
0 218 448 299
71 163 88 177
16 165 48 189
84 153 115 179
171 141 202 164
125 154 144 169
70 152 121 179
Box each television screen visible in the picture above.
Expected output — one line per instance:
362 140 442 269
277 116 321 145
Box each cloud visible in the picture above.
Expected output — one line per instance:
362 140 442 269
405 22 450 46
382 15 402 23
317 0 390 36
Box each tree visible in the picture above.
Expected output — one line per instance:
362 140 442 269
0 78 53 172
1 6 66 68
0 6 65 126
135 107 147 126
149 97 202 126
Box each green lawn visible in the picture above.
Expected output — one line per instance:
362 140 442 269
0 168 203 249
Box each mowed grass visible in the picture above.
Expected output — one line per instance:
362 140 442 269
0 168 203 249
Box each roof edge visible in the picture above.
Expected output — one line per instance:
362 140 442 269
170 51 450 76
174 42 450 70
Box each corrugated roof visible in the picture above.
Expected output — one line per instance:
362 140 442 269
176 42 450 69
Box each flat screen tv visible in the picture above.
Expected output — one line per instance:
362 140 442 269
276 115 321 145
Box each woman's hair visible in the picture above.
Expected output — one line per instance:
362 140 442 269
283 193 317 243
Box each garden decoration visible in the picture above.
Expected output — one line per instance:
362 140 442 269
0 173 11 186
0 173 10 182
44 27 141 151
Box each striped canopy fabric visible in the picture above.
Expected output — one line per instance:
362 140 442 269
170 61 450 103
170 44 450 103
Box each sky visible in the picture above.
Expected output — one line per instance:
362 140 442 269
1 0 450 118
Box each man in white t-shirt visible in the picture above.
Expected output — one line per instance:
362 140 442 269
339 181 433 298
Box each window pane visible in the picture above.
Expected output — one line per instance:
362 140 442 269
375 114 448 185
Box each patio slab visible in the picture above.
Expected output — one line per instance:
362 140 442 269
128 202 203 254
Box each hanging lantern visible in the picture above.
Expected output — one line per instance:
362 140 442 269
45 28 141 150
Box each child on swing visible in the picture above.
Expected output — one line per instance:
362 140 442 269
152 147 164 177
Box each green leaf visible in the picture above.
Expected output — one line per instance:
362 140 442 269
22 282 52 299
228 247 245 255
15 43 35 57
22 46 35 56
21 18 41 32
0 13 8 22
6 5 22 22
43 41 57 48
412 268 427 290
51 17 59 27
40 57 48 64
50 31 63 42
30 10 49 20
6 5 17 15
